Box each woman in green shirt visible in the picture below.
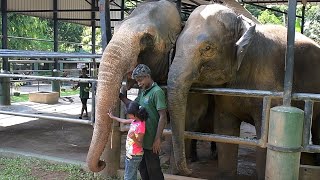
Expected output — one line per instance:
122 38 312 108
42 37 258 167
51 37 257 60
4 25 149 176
73 67 91 119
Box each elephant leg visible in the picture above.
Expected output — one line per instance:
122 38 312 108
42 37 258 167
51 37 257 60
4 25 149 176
185 139 192 159
253 112 266 180
185 94 209 163
191 139 199 162
210 142 218 160
214 112 240 177
256 147 266 179
185 139 199 162
312 114 320 165
169 137 178 174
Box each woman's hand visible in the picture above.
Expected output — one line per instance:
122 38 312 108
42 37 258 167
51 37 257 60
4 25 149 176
107 110 115 119
128 131 135 139
152 138 161 154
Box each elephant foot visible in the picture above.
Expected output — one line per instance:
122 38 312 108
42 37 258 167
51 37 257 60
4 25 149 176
177 166 192 176
210 150 218 160
190 155 199 162
190 151 198 162
97 160 106 171
214 172 236 180
179 169 192 176
316 153 320 166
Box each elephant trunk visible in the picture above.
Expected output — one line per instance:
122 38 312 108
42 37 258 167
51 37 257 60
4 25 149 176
167 57 195 175
86 34 139 172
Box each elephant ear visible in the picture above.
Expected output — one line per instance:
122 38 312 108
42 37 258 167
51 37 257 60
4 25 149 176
236 15 256 71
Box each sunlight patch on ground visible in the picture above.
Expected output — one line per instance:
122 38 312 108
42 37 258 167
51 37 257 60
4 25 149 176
0 115 37 127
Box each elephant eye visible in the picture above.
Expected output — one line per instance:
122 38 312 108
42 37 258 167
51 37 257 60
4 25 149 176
199 44 216 58
140 33 154 48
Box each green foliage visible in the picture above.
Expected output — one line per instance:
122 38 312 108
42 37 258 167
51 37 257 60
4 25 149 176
6 14 53 51
11 94 29 103
55 21 84 52
38 71 53 76
125 0 137 9
244 4 263 18
295 18 301 33
81 27 102 54
0 156 112 180
258 10 282 24
303 5 320 44
10 89 80 103
61 89 80 97
0 13 84 52
245 4 320 43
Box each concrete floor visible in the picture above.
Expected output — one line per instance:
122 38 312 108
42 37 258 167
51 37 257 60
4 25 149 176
0 96 92 166
0 94 258 179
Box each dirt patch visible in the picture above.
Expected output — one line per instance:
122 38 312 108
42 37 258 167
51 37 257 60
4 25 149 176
31 166 69 180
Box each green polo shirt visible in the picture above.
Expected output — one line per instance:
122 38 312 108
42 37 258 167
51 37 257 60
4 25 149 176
135 82 167 150
78 75 90 99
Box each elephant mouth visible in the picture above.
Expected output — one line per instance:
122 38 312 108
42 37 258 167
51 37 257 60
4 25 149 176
198 71 230 85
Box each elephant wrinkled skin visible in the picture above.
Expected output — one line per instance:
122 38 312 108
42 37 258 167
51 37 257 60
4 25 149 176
86 0 181 172
168 4 320 179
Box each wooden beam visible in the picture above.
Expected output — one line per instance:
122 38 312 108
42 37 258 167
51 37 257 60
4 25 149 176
299 165 320 180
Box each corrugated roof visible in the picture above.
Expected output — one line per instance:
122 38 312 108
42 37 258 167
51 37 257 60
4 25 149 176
240 0 320 5
5 0 124 27
3 0 320 28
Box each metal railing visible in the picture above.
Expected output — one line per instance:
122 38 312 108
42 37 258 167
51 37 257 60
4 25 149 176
8 60 101 63
188 87 320 153
0 49 102 58
0 74 320 154
0 73 97 124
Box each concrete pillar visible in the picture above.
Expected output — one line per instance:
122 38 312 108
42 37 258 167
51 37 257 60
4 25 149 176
265 106 304 180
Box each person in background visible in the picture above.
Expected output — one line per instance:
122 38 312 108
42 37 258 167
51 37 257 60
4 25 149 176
73 66 91 119
119 64 167 180
108 101 148 180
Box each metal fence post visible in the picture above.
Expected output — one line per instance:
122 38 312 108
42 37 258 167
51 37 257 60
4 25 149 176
265 106 304 180
52 0 60 94
0 0 10 105
0 72 10 105
90 81 96 124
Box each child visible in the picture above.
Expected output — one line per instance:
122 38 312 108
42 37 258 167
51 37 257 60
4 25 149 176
73 67 91 119
108 101 148 180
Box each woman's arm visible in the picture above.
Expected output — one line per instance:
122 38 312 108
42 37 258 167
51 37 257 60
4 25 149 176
129 133 144 147
119 93 132 106
153 109 167 154
107 112 132 124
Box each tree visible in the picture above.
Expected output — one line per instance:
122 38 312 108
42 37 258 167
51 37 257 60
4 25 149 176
81 27 102 54
6 14 53 51
0 13 84 52
47 20 84 52
258 10 282 24
245 4 320 43
303 5 320 44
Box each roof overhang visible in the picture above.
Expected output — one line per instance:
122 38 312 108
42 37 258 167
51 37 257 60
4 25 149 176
2 0 320 27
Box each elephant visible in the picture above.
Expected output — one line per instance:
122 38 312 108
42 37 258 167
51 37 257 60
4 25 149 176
167 3 320 179
185 94 217 162
86 0 181 172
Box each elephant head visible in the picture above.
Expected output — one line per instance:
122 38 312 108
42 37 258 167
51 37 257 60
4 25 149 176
87 0 181 172
167 4 255 175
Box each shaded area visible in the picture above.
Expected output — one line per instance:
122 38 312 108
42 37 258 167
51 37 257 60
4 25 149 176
0 120 92 162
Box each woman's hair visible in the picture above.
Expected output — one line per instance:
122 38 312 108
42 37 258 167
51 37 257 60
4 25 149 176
126 101 148 121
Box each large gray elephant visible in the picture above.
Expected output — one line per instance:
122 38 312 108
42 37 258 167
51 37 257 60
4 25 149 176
86 0 181 172
168 3 320 179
